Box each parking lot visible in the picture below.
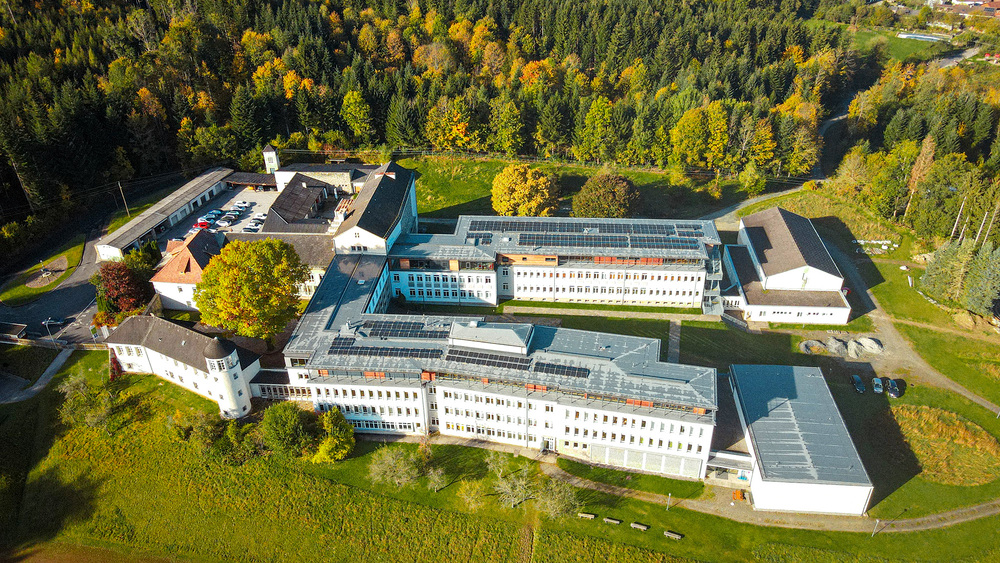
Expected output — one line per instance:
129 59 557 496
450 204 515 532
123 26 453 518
159 186 281 244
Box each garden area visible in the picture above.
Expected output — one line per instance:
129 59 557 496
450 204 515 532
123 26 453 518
4 351 1000 561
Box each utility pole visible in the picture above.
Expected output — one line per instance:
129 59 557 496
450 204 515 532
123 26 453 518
10 160 34 212
118 181 131 217
982 201 1000 250
974 208 990 245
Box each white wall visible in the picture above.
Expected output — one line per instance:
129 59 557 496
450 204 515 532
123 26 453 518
764 266 843 292
334 226 387 255
152 281 198 311
748 471 873 516
498 264 705 307
743 303 850 325
110 343 255 418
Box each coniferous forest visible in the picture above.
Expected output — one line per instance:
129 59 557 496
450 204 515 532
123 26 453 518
0 0 876 215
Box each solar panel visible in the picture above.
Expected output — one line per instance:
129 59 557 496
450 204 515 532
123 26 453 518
328 338 443 358
361 320 449 339
465 232 493 245
444 349 531 370
468 219 694 237
534 362 590 378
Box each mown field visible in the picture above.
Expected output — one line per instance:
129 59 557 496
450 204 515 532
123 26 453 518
0 344 59 385
399 155 747 220
5 351 1000 561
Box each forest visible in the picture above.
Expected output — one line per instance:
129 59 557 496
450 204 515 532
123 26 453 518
0 0 876 220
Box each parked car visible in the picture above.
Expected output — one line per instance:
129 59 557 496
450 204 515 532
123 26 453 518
233 200 251 208
226 208 243 216
184 228 201 237
193 220 210 229
216 219 234 227
242 225 261 233
851 374 865 394
885 378 901 398
42 317 65 327
872 377 883 394
205 209 223 216
196 215 216 224
249 219 264 228
252 212 268 220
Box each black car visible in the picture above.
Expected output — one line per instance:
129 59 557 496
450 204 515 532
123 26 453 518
885 378 901 398
850 374 865 394
42 317 65 327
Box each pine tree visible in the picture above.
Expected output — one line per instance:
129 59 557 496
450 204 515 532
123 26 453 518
487 94 523 157
230 85 261 153
385 94 412 148
962 242 1000 317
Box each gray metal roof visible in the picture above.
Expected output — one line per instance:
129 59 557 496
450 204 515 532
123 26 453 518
390 234 496 262
447 215 721 260
730 364 871 486
100 168 233 249
221 232 334 268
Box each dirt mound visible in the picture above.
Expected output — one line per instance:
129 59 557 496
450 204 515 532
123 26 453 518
847 339 864 358
857 337 883 354
825 337 847 356
799 340 826 354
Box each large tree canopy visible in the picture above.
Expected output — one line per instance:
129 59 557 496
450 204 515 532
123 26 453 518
491 164 559 217
571 173 640 218
195 238 309 342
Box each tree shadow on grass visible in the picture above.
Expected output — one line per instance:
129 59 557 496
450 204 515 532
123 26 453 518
432 444 489 481
1 467 102 559
422 196 494 219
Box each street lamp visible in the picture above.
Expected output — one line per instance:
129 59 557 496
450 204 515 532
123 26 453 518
43 320 54 343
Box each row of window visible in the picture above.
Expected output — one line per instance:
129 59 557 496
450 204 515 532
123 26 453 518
163 370 245 402
567 411 703 437
398 273 491 285
444 408 525 425
441 391 532 409
318 387 420 400
445 422 533 442
407 289 492 299
350 420 417 431
512 271 701 282
513 286 698 297
259 385 310 398
564 426 702 453
338 403 420 417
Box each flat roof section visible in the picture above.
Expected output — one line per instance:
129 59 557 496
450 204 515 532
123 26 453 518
730 364 871 486
727 245 849 309
100 168 233 250
450 216 721 260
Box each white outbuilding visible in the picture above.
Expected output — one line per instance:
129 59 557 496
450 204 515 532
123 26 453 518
729 364 873 516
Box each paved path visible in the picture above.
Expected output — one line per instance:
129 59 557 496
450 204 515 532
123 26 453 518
502 306 717 323
827 244 999 414
0 348 73 404
0 228 101 344
666 322 681 363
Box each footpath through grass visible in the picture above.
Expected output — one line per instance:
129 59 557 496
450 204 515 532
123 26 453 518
0 344 59 385
895 324 1000 406
0 234 86 307
7 352 1000 561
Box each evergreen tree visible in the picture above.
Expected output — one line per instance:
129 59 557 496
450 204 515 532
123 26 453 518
962 242 1000 317
230 85 262 154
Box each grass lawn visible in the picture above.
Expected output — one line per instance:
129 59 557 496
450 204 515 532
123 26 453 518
768 313 874 333
895 324 1000 406
0 344 59 384
161 309 201 323
0 234 87 308
853 30 941 61
400 155 755 220
7 351 1000 561
557 458 704 499
862 261 957 327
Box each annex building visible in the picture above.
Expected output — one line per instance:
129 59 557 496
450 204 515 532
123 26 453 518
729 364 873 515
721 207 851 325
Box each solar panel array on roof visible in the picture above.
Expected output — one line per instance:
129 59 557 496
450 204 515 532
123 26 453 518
445 349 532 370
534 362 590 378
469 219 704 237
361 320 449 339
328 337 443 358
465 232 493 245
518 233 702 251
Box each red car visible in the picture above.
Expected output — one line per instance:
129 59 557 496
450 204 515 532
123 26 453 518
193 220 210 229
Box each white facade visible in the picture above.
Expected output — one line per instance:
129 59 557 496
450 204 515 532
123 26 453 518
741 302 851 325
746 472 874 516
109 342 257 418
391 269 498 306
152 281 198 311
334 225 393 255
259 374 712 480
499 264 704 307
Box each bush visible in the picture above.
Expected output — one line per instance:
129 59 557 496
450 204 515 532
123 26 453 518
311 409 355 463
260 402 314 456
571 173 640 218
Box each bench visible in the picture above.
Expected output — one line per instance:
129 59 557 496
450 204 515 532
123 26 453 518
603 517 621 525
663 531 684 540
577 512 596 520
630 522 649 531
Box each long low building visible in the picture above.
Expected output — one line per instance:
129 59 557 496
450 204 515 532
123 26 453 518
96 168 233 261
729 364 873 516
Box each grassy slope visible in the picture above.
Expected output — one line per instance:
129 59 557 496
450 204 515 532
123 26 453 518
0 234 87 307
0 345 59 384
399 155 746 220
895 324 1000 406
557 458 704 499
105 182 186 235
6 352 1000 561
